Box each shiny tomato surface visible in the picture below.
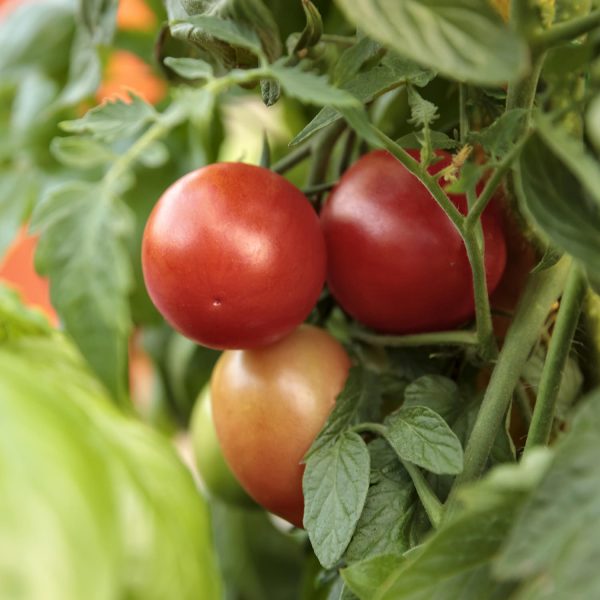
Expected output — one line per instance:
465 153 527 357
142 163 326 349
320 150 507 334
210 325 351 527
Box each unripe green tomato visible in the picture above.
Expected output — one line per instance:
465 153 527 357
190 386 255 508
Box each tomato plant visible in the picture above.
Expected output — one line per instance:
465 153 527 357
190 384 256 507
3 0 600 598
321 149 507 334
142 162 326 350
210 325 351 528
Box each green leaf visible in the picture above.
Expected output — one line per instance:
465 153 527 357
307 367 379 458
517 121 600 282
291 54 433 146
407 86 438 129
0 170 37 256
303 431 371 568
396 130 458 151
268 62 359 107
333 0 528 85
60 94 158 141
289 0 323 55
343 450 551 599
495 389 600 598
344 439 419 562
403 375 461 421
55 28 102 108
78 0 118 45
31 182 133 402
384 406 464 475
51 136 115 168
333 37 382 85
342 554 405 600
0 0 74 76
163 56 214 80
185 14 265 59
469 109 527 161
0 334 222 600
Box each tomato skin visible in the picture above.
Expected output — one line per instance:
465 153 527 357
320 150 507 334
210 325 351 528
142 163 326 350
190 385 256 507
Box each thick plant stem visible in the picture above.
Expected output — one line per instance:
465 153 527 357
445 257 571 514
402 460 442 528
532 9 600 50
524 266 587 452
506 52 546 116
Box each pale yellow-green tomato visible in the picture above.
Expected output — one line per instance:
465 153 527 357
191 385 256 508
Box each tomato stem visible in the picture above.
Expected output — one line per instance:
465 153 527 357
401 460 442 528
271 144 312 174
531 8 600 50
524 265 587 452
349 327 479 348
465 133 531 228
459 84 469 144
463 228 497 360
445 257 571 515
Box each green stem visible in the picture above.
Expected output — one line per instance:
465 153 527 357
445 257 571 512
306 121 345 204
463 228 496 359
271 144 312 174
352 422 443 528
506 52 546 115
303 181 336 196
402 460 442 528
465 133 531 228
531 8 600 50
350 327 478 348
524 266 587 451
373 131 465 232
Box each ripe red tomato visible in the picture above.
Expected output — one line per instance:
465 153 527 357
142 163 326 349
320 150 507 334
210 325 351 527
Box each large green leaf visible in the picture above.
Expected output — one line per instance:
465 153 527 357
495 389 600 599
344 439 420 562
384 406 464 475
517 120 600 282
31 182 133 402
0 310 222 599
333 0 528 85
304 431 371 568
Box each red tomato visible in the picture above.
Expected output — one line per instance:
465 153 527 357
320 150 507 334
142 163 326 349
210 325 351 527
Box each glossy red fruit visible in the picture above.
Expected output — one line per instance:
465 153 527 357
320 150 507 334
142 163 326 349
210 325 351 528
